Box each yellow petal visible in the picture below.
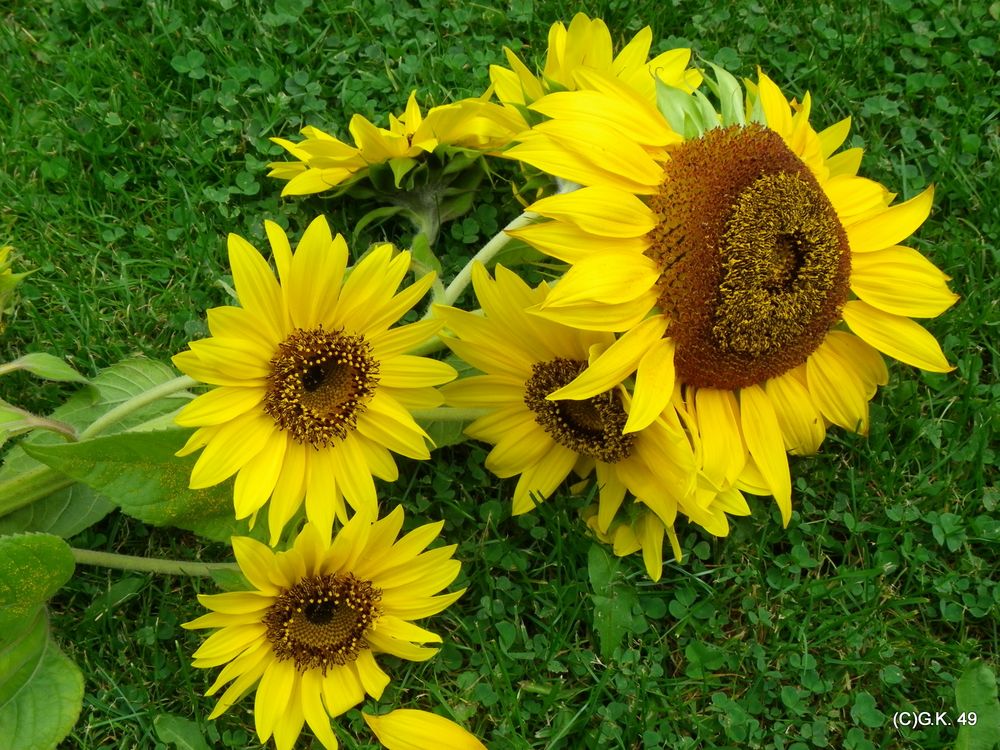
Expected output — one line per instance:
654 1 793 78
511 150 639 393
530 293 656 332
353 649 391 700
546 316 667 400
175 386 265 427
189 413 275 489
364 710 486 750
842 300 953 372
227 233 287 340
739 385 792 526
850 245 958 318
845 186 934 253
233 429 287 519
288 220 346 328
528 186 657 238
764 373 825 455
805 340 871 433
300 670 339 750
623 338 676 433
378 355 456 388
253 657 296 741
693 388 745 488
542 251 660 307
507 220 647 264
756 71 792 139
817 116 852 158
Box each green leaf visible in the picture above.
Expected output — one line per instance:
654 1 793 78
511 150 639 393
419 417 467 450
0 353 89 384
0 482 114 538
410 231 443 276
0 533 75 631
0 610 48 709
22 429 259 543
705 62 746 126
0 630 84 750
208 567 252 593
0 358 187 534
352 205 404 246
154 714 212 750
588 544 639 660
955 661 1000 750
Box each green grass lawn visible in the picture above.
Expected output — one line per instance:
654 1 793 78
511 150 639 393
1 0 998 748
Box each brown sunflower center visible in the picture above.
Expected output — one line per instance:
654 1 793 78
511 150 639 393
263 326 380 448
523 357 635 463
263 573 382 673
645 124 851 390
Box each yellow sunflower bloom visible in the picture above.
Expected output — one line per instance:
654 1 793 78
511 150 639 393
490 12 702 111
269 91 521 196
436 264 751 578
184 508 464 750
509 70 958 525
173 217 456 544
364 709 486 750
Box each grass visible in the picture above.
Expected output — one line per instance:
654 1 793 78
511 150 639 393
1 0 998 748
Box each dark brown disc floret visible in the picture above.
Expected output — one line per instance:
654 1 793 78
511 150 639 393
263 573 382 673
645 124 851 390
263 326 380 447
523 357 635 463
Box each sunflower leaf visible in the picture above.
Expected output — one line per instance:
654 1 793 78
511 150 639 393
955 661 1000 750
588 544 639 660
21 429 262 543
154 713 212 750
0 533 75 632
0 353 89 384
0 623 83 750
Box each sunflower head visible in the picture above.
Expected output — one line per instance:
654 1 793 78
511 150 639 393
184 507 464 750
173 217 455 544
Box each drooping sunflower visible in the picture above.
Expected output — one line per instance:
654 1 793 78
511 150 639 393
184 508 463 750
173 217 455 544
507 70 958 524
436 264 750 579
268 91 521 196
490 13 702 112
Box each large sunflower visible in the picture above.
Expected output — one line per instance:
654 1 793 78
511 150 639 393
173 217 455 543
184 508 463 750
436 264 749 579
507 70 957 524
268 91 521 196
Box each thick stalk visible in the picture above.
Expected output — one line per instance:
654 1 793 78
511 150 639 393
79 375 197 441
71 547 239 577
433 211 537 311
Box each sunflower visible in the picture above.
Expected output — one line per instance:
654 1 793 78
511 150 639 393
184 508 463 750
364 710 486 750
489 13 702 112
507 69 958 524
436 264 750 579
268 91 521 196
173 217 455 544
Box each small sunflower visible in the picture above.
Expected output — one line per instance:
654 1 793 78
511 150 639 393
436 264 751 578
268 91 521 196
508 69 958 524
364 709 486 750
490 13 702 112
173 217 455 543
184 508 464 750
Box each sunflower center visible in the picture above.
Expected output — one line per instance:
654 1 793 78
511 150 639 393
523 357 635 463
263 573 382 673
645 124 851 390
263 326 380 448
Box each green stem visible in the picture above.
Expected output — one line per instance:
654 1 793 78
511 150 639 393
71 547 239 577
0 465 74 516
430 210 537 313
411 407 488 421
78 375 197 441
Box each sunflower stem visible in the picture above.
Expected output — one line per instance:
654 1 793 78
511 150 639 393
431 211 537 311
78 375 197 441
71 547 239 577
411 407 489 421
